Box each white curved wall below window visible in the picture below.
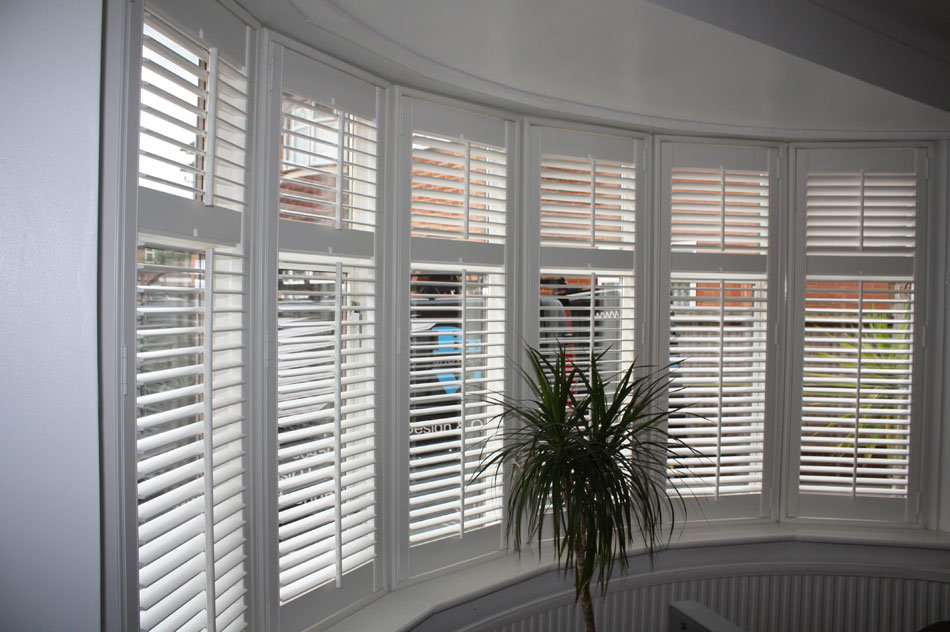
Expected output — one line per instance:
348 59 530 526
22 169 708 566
411 540 950 632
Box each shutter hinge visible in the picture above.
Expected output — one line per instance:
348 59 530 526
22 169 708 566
911 491 920 520
923 157 930 181
268 55 276 92
120 345 128 397
264 333 269 369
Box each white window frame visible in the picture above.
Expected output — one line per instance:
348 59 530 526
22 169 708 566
254 33 390 631
657 137 782 522
784 143 931 525
393 90 518 584
525 120 644 393
101 1 257 630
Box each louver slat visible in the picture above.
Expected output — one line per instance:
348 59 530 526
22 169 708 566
408 268 505 545
276 257 376 603
667 277 767 496
411 132 507 243
671 168 769 254
540 155 635 250
538 271 635 387
800 280 913 497
139 14 248 210
135 242 248 631
806 173 916 255
279 93 378 230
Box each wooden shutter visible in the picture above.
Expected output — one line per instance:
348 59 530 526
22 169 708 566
279 93 377 230
276 256 376 602
663 141 773 507
671 167 769 254
540 155 635 250
411 132 507 243
139 12 248 210
538 271 635 381
272 48 382 611
800 281 913 496
136 242 248 632
805 171 916 255
408 268 505 545
535 126 640 394
668 277 767 496
796 147 922 514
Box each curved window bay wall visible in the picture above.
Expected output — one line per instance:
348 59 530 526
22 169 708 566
101 0 947 630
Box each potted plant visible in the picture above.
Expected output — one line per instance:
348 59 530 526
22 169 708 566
478 344 686 632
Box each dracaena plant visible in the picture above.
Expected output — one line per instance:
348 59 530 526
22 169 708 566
477 344 686 632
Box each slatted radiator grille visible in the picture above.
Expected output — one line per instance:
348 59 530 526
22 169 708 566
482 573 950 632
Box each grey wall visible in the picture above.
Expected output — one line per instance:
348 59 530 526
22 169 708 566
0 1 102 630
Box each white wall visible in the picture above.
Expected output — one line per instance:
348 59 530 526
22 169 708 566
0 1 102 630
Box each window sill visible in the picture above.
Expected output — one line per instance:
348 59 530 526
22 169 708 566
325 521 950 632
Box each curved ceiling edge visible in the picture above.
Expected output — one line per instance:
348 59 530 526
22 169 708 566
254 0 950 138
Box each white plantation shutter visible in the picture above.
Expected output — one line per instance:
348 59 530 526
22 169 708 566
540 155 635 249
132 8 250 630
136 241 248 632
408 268 505 545
795 146 923 519
539 271 635 382
403 99 510 577
139 12 248 211
800 281 913 496
668 277 767 496
662 141 773 513
534 126 640 385
279 93 377 230
276 256 376 602
671 168 769 254
806 173 916 255
271 47 382 618
411 132 507 243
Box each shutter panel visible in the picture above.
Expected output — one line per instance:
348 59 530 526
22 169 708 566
140 14 208 198
411 132 507 243
535 127 640 396
139 12 248 209
540 155 635 250
800 281 913 497
539 271 635 382
211 57 249 213
408 268 505 545
280 92 378 230
671 167 769 254
136 242 248 632
664 142 772 505
796 146 922 517
276 256 376 603
805 171 916 256
668 276 767 496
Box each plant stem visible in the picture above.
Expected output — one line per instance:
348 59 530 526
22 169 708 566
581 582 596 632
574 510 596 632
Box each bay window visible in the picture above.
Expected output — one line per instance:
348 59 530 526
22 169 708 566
101 2 944 630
